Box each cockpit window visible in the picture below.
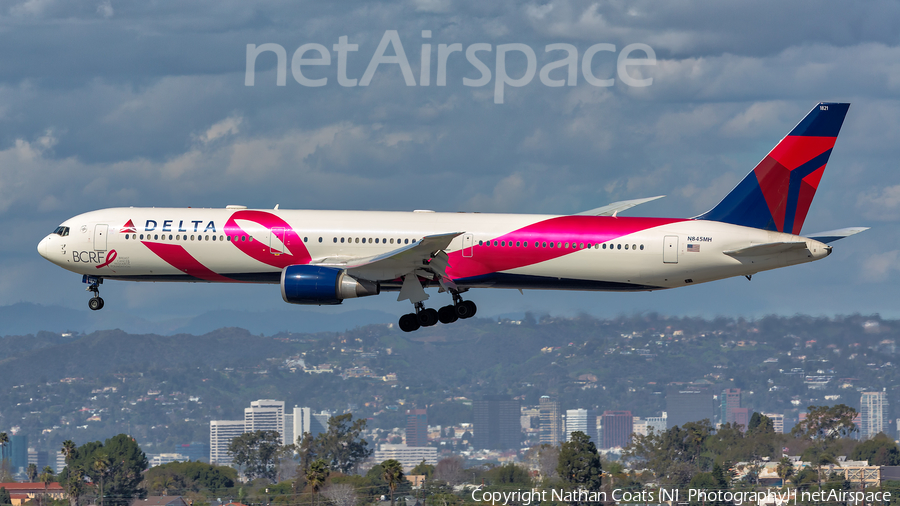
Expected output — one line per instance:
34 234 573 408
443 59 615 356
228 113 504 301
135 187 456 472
53 226 70 236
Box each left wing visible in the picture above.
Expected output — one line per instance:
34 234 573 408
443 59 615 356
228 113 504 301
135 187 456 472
312 232 463 281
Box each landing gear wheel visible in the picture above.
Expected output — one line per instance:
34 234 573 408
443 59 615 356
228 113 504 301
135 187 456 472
88 297 104 311
456 300 477 319
418 308 439 327
438 305 459 324
399 313 420 333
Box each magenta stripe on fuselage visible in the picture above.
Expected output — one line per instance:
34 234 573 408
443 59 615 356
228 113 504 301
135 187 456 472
446 215 687 279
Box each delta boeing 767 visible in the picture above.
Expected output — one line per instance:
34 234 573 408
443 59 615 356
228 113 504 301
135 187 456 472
38 103 866 332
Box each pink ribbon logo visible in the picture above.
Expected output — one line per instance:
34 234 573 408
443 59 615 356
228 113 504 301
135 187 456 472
96 249 117 269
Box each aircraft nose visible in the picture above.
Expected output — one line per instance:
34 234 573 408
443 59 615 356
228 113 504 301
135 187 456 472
38 235 49 259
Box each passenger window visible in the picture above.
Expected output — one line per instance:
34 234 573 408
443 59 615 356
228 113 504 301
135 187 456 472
625 244 629 250
356 238 360 243
633 244 636 250
602 244 606 249
617 244 621 250
640 244 644 250
404 239 409 244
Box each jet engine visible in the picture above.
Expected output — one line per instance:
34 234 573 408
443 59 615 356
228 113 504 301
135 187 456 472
281 265 379 305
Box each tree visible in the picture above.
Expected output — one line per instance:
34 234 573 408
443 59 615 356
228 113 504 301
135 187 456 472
93 453 111 506
39 466 54 506
380 460 404 506
65 467 85 506
851 433 900 465
557 431 603 497
0 487 11 506
141 461 237 495
0 433 8 460
227 430 282 482
483 464 532 487
792 405 858 485
410 460 434 480
322 483 358 506
27 463 38 482
434 456 464 485
57 434 148 506
306 459 330 506
776 457 794 486
61 440 77 466
524 444 559 481
298 414 373 475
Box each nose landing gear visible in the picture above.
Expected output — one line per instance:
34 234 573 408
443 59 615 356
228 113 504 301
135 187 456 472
84 275 104 311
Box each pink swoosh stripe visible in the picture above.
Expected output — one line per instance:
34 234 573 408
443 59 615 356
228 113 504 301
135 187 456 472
141 242 235 282
447 216 686 279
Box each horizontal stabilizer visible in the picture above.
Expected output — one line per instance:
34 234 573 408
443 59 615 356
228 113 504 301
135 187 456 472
724 241 808 257
807 227 869 244
577 195 665 216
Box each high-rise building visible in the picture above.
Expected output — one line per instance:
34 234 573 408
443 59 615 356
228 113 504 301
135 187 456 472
474 395 522 450
732 407 750 431
566 409 597 444
860 391 888 440
0 434 28 472
721 388 742 425
406 409 428 447
311 412 331 435
210 420 245 466
374 444 438 471
284 413 294 446
245 399 285 443
601 411 633 449
763 413 785 434
666 387 714 429
539 396 562 445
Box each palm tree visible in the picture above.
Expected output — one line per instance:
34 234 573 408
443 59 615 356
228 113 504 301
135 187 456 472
381 459 404 506
61 440 77 466
93 453 110 506
66 467 85 506
27 463 38 482
40 466 54 506
776 456 794 487
306 459 330 506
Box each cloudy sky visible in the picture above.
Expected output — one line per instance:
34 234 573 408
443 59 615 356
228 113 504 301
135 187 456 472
3 0 900 330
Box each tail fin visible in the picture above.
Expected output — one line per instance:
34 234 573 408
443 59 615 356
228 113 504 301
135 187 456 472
695 102 850 234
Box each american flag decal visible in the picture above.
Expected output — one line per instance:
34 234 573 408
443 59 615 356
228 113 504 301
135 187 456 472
687 244 700 252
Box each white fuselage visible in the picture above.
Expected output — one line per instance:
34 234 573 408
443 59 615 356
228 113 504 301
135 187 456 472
37 207 831 292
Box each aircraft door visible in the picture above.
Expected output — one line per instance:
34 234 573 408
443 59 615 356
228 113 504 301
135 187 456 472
463 234 474 257
663 235 678 264
93 224 108 251
270 227 286 255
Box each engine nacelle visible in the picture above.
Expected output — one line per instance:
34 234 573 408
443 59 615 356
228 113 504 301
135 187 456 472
281 265 380 305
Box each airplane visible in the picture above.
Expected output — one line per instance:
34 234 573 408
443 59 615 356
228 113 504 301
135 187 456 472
38 102 866 332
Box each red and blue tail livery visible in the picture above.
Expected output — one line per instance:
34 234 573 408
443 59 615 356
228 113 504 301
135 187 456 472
38 102 867 332
696 103 849 234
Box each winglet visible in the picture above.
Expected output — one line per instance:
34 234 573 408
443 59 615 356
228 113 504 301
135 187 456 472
577 195 665 216
806 227 869 244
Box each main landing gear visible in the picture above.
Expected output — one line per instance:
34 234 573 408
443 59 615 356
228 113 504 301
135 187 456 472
84 275 105 311
398 292 476 333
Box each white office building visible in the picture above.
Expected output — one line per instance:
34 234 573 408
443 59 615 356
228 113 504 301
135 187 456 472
245 399 286 444
860 391 888 440
374 444 438 471
566 409 597 443
210 420 245 466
